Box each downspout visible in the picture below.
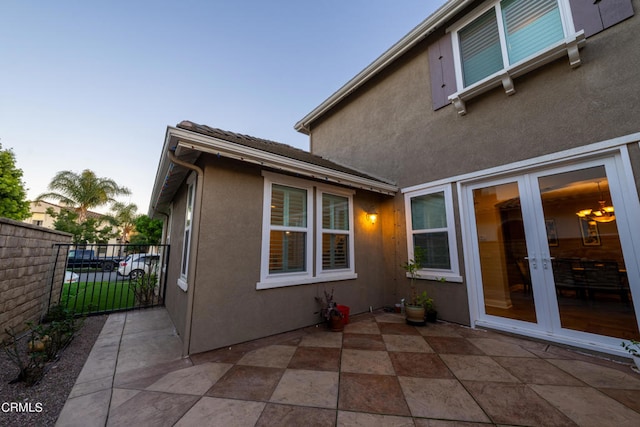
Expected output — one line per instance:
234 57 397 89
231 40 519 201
167 149 204 357
155 210 170 304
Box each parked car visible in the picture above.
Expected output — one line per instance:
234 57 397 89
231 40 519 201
117 253 160 279
66 249 123 271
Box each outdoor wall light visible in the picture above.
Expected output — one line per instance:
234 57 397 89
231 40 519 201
366 211 378 225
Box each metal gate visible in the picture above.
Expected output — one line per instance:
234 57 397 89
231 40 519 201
49 244 170 316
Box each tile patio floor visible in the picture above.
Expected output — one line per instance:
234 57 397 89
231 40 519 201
56 307 640 426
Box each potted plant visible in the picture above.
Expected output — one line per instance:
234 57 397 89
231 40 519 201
621 339 640 371
418 291 437 323
402 249 425 325
315 288 344 332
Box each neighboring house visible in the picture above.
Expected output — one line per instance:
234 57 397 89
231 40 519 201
24 201 119 245
150 0 640 357
25 201 59 228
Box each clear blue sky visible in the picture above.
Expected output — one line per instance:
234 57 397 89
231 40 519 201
1 1 446 214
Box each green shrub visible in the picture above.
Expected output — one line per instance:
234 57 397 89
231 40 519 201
129 272 158 306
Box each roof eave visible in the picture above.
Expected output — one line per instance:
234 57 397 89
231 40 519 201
148 127 176 217
149 126 398 216
294 0 473 134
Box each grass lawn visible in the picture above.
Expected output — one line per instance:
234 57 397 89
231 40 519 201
60 280 136 314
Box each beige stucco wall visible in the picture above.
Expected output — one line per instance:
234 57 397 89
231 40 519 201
163 180 191 339
307 2 640 326
185 155 395 354
310 3 640 188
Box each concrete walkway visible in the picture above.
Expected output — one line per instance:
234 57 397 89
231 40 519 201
56 307 640 426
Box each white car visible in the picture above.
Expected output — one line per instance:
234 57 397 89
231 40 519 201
117 253 160 279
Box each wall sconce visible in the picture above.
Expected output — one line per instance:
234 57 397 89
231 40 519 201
366 211 378 225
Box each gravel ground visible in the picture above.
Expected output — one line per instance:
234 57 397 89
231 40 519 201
0 315 107 427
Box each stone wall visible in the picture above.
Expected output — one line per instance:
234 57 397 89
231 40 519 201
0 218 72 341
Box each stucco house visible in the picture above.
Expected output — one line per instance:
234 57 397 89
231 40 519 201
150 0 640 357
24 200 120 245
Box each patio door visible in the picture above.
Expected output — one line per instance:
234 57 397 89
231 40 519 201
466 156 640 348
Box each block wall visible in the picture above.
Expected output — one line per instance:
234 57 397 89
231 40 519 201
0 218 71 341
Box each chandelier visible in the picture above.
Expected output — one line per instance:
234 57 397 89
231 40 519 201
576 182 616 223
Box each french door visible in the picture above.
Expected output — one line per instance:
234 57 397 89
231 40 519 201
466 156 640 350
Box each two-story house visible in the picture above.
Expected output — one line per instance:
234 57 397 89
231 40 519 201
150 0 640 357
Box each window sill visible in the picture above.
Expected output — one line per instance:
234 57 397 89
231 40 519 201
449 31 585 116
177 278 188 292
257 272 358 290
406 271 463 283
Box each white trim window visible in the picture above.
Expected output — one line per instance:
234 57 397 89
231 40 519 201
178 176 195 291
448 0 582 114
260 173 314 288
268 183 312 274
317 186 355 278
404 185 461 282
259 172 356 289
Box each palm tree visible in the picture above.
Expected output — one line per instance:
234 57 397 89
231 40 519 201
37 169 131 222
110 201 138 243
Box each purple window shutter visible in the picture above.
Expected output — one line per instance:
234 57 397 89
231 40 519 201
570 0 603 37
599 0 634 29
428 33 457 111
570 0 634 38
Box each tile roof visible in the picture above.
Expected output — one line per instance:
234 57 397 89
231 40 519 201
176 120 391 183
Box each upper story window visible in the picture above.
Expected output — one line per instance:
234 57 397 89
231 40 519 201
459 0 566 87
404 185 461 282
448 0 584 115
259 172 356 289
430 0 633 113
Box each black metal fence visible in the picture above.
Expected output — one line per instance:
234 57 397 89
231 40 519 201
49 243 170 316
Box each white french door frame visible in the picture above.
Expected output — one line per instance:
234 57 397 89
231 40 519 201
460 148 640 356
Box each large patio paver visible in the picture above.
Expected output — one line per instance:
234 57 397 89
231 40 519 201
55 307 640 426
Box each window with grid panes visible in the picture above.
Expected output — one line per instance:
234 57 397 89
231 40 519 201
404 185 461 281
321 193 350 271
269 184 308 274
259 172 356 289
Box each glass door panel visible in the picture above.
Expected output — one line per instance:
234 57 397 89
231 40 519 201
473 181 537 323
538 166 640 340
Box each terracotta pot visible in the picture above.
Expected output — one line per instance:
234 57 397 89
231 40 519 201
405 305 425 326
329 315 344 332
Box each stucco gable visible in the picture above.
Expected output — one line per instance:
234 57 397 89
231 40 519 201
176 120 386 182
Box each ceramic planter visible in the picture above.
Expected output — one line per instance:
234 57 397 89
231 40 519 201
405 305 425 326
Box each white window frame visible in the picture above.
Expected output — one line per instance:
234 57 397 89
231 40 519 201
259 172 314 289
404 184 462 282
316 185 356 280
258 172 357 289
447 0 583 115
177 174 196 292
